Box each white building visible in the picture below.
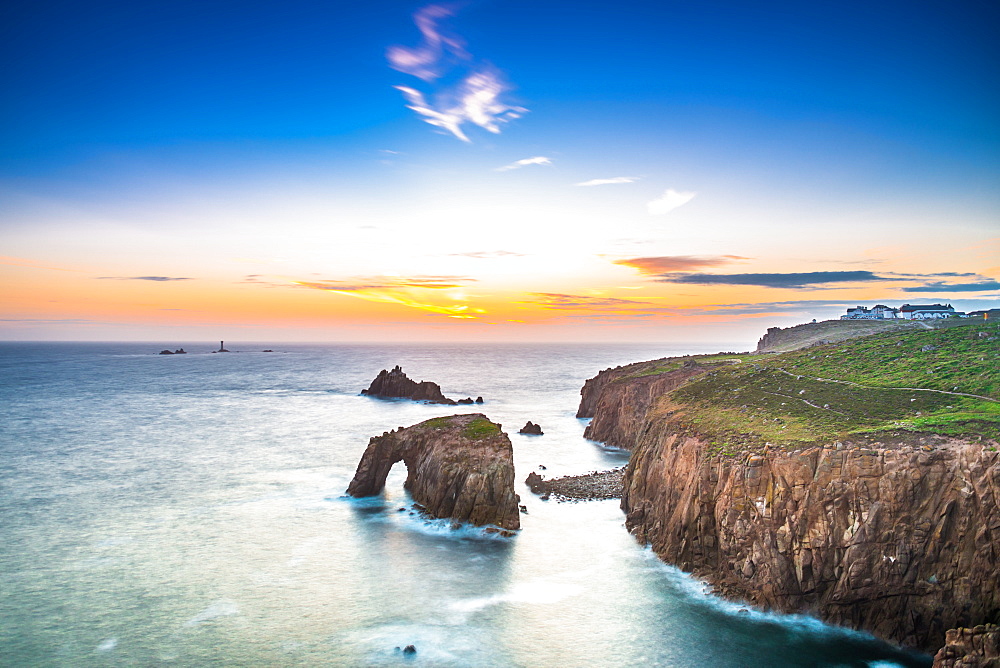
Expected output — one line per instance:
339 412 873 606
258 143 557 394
898 303 961 319
841 304 899 320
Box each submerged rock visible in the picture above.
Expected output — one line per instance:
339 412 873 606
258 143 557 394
360 365 457 405
347 414 520 530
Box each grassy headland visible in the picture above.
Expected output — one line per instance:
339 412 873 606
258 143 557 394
637 321 1000 454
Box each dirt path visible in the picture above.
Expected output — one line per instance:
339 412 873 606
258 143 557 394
773 368 998 403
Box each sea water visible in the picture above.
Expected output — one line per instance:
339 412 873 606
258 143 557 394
0 342 931 667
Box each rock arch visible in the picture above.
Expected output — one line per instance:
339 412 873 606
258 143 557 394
347 414 520 530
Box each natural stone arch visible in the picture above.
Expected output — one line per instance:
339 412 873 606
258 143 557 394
347 414 520 530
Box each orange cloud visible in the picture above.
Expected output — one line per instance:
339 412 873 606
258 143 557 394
614 255 749 275
294 279 483 319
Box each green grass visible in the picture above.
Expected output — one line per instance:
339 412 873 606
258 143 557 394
424 417 452 429
660 322 1000 453
768 322 1000 397
462 418 500 440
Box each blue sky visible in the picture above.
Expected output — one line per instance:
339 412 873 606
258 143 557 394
1 0 998 341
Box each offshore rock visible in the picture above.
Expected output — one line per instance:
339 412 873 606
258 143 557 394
620 427 1000 653
519 421 543 435
933 625 1000 667
361 365 456 405
347 414 520 530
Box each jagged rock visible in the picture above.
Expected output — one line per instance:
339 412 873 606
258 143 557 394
402 645 417 655
519 421 543 435
475 396 484 404
158 350 174 355
347 414 519 530
933 625 1000 667
457 397 475 404
360 365 456 405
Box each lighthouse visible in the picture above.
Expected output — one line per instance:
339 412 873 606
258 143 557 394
218 341 230 353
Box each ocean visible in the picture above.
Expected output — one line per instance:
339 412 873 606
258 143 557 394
0 342 931 667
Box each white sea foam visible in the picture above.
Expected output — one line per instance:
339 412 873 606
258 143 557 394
95 637 117 652
185 600 239 626
450 579 584 613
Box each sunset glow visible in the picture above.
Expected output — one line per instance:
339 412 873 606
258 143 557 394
2 1 997 343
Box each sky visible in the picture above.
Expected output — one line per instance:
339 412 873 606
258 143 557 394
1 0 998 344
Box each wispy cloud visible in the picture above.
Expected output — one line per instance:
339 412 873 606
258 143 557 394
386 4 468 81
656 270 891 289
449 250 524 258
575 176 639 187
903 280 1000 293
647 188 696 215
294 275 481 319
517 293 685 324
299 275 475 291
96 276 193 282
693 299 854 315
615 255 749 275
496 156 551 172
389 5 526 142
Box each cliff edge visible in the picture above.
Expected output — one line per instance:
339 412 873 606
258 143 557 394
580 322 1000 653
347 414 520 530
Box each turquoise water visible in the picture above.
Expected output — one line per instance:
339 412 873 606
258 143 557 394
0 342 930 667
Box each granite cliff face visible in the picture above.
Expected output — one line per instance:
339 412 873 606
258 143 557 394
579 361 705 448
933 624 1000 667
361 365 456 404
621 429 999 652
578 349 1000 654
347 413 520 530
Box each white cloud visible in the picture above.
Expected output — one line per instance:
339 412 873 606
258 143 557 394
647 188 697 215
496 156 552 172
388 5 528 142
386 5 468 81
395 72 526 143
575 176 639 187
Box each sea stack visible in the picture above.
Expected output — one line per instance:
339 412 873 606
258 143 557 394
347 414 520 530
518 421 543 435
360 365 457 405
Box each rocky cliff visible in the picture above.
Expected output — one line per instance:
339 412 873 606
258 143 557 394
347 413 520 530
933 624 1000 667
579 360 706 448
621 429 999 652
579 325 1000 654
361 365 456 404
